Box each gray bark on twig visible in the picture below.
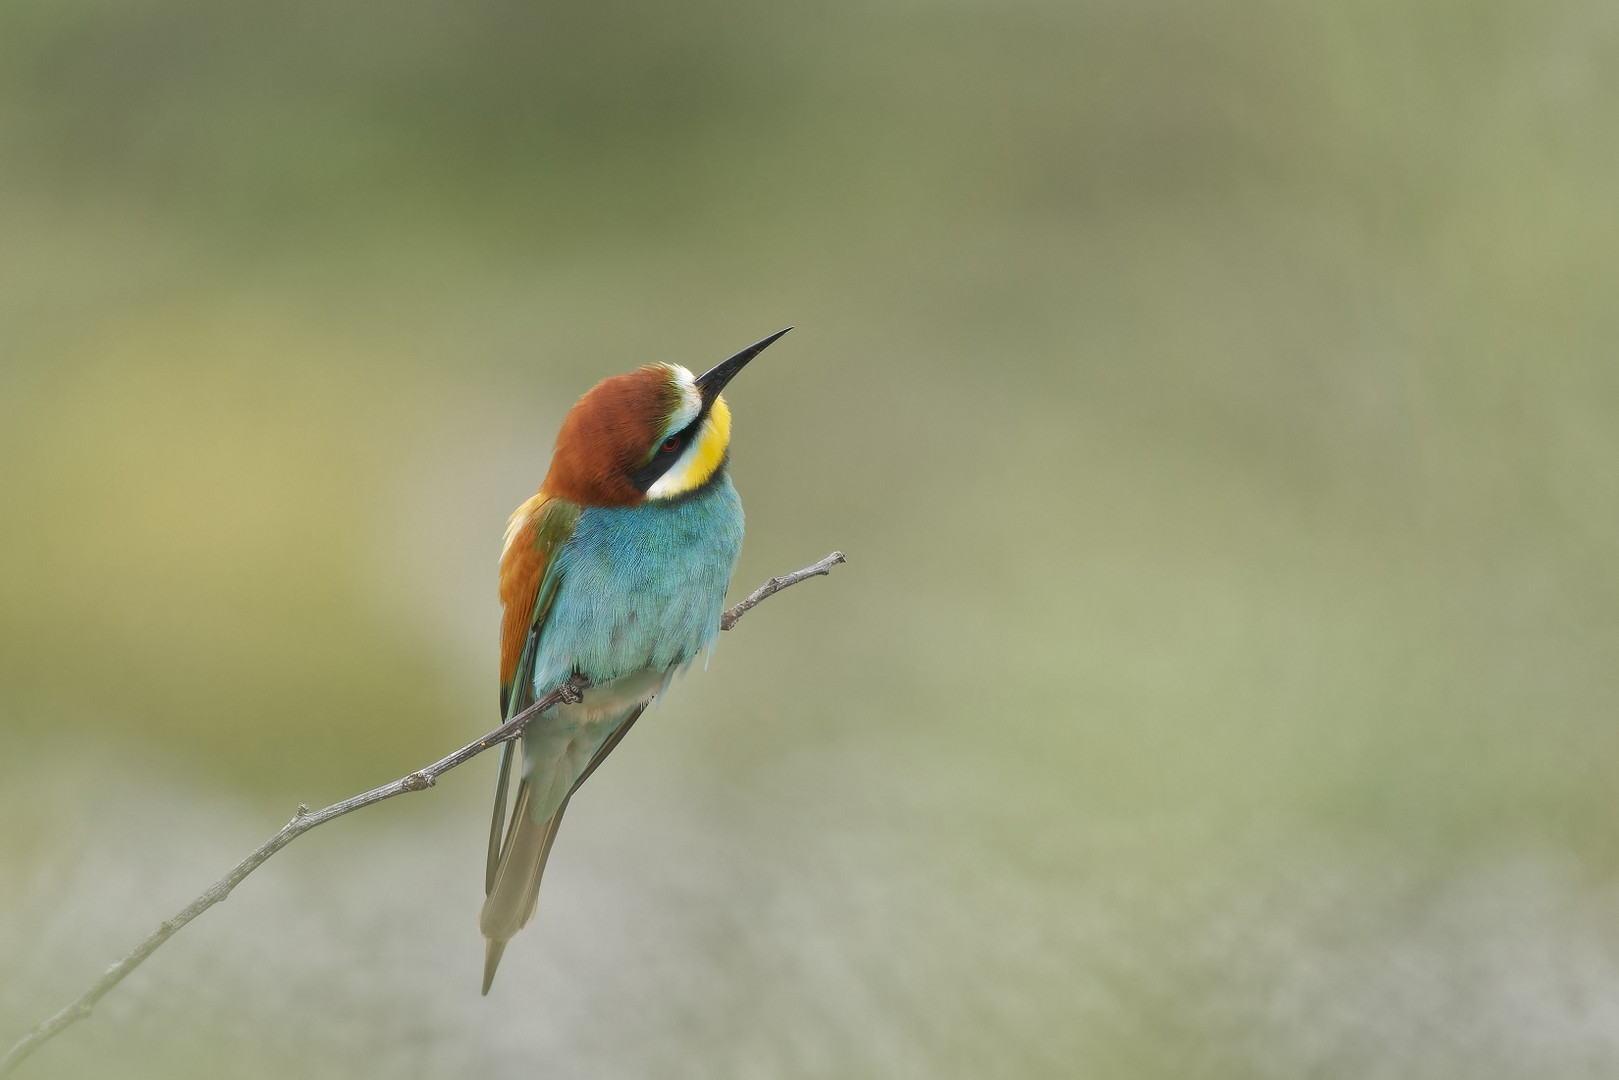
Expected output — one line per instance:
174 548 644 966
0 551 846 1077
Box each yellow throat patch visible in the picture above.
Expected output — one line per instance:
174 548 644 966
646 395 732 500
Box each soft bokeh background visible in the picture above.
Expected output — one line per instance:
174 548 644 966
4 0 1619 1076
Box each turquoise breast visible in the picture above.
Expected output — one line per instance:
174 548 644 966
530 472 745 698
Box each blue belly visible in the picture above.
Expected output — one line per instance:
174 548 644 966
519 473 744 816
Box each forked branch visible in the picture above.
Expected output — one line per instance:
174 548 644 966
0 551 846 1077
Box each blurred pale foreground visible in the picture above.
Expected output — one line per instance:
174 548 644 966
7 745 1619 1078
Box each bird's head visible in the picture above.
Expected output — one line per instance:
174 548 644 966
542 328 791 507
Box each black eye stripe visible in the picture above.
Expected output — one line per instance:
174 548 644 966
631 425 694 491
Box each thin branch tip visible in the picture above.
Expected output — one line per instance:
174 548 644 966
0 550 845 1078
719 549 845 631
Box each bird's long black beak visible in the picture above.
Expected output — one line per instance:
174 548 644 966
696 327 791 406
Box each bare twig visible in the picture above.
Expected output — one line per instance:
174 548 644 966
720 550 845 630
0 552 845 1077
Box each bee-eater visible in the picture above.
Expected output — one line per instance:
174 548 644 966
478 328 790 994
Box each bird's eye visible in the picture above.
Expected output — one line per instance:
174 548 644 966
661 436 680 453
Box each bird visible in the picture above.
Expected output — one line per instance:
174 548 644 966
478 327 791 994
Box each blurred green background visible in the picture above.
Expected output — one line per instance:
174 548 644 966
4 0 1619 1076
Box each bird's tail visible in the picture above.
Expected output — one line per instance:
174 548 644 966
477 704 649 994
480 768 570 995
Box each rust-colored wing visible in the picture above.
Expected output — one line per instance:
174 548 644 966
497 493 581 719
485 492 581 906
